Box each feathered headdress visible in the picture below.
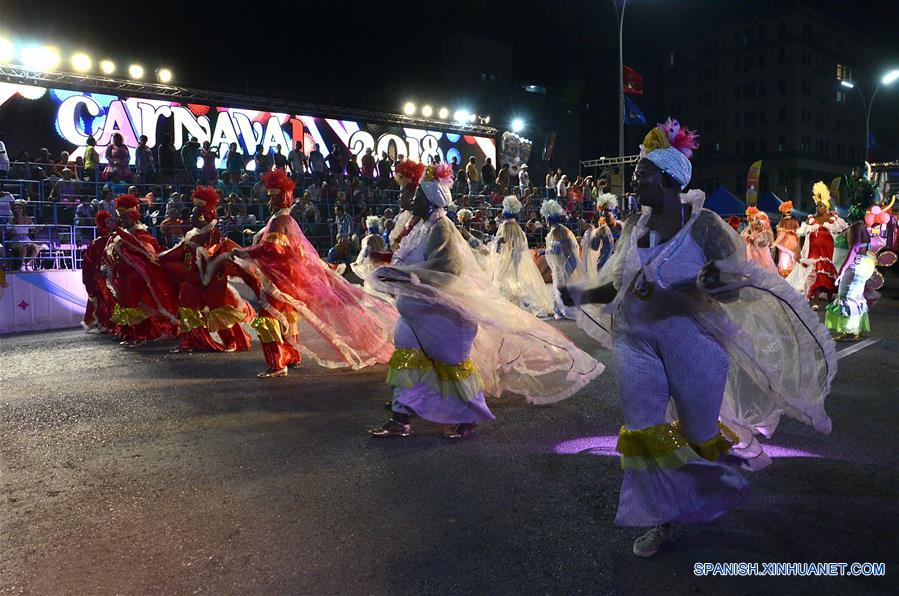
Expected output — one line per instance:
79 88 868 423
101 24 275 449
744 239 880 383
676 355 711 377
778 201 794 216
419 162 454 207
192 186 220 214
540 199 566 222
812 181 831 209
95 210 113 230
595 192 618 210
395 160 426 186
726 215 742 230
639 117 699 189
365 215 381 231
262 169 296 208
502 195 522 218
115 194 141 219
745 206 769 223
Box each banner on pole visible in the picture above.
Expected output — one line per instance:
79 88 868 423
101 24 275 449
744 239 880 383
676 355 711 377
746 160 762 206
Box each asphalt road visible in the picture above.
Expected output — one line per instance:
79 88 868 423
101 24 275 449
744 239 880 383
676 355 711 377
1 283 898 594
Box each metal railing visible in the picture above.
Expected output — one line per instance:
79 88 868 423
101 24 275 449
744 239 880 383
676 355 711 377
1 223 89 271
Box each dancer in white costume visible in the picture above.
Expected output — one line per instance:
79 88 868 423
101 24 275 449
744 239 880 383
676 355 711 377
352 216 388 280
540 199 581 319
369 163 603 438
487 195 554 316
581 215 616 283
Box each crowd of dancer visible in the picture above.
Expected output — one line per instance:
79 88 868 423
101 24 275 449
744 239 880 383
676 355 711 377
80 117 894 558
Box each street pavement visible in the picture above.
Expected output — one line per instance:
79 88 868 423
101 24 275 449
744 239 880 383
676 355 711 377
1 280 897 594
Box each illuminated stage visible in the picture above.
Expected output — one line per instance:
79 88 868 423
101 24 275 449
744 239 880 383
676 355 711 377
0 270 88 334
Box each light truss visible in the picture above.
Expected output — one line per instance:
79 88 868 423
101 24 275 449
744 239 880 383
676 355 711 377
0 65 498 136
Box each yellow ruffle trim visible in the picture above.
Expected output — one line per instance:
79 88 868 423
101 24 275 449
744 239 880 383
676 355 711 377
251 316 283 344
386 347 485 401
110 304 148 326
206 305 246 332
265 232 290 246
617 420 737 471
178 307 205 331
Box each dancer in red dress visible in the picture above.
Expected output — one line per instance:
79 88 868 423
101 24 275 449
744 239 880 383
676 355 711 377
213 169 397 377
81 210 119 335
787 182 848 308
159 186 256 352
106 194 179 346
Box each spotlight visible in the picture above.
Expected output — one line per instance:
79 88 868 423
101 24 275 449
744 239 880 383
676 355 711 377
128 64 144 79
157 68 173 83
840 80 854 89
0 38 14 64
511 118 525 133
438 107 449 119
403 101 416 116
21 46 61 71
454 110 470 123
484 115 490 124
882 69 899 86
99 59 115 75
70 52 91 73
469 113 477 123
421 104 433 117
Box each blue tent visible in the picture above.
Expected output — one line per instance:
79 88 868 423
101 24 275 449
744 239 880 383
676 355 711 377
705 186 745 216
757 191 782 214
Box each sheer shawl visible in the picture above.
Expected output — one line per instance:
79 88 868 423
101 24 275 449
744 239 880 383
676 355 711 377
570 194 836 464
232 211 397 369
370 211 603 404
487 219 554 317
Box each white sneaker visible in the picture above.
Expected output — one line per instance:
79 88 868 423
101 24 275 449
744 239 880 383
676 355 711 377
632 524 673 558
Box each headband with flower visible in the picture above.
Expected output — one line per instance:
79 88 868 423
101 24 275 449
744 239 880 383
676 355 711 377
639 117 699 189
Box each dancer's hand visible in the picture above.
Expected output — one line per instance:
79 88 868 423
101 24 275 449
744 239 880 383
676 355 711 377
231 248 249 260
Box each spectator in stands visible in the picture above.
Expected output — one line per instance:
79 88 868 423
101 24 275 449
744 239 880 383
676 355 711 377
326 233 353 266
50 168 81 207
327 143 345 178
181 136 202 182
346 154 360 185
74 195 95 243
308 143 326 186
272 144 288 172
287 141 307 184
518 164 530 195
157 133 177 185
0 132 8 179
377 151 392 189
103 172 128 197
73 156 85 181
360 148 375 187
454 164 467 195
200 141 218 183
226 142 244 182
9 151 30 180
56 151 71 174
34 147 52 168
0 191 13 225
217 171 239 197
333 205 353 237
481 157 496 191
80 136 98 183
253 144 273 178
6 201 39 271
135 135 156 185
557 174 569 204
94 188 116 222
103 133 131 181
545 169 557 199
496 163 510 192
466 156 482 195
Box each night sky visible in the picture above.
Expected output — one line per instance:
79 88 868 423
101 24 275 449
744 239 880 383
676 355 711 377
2 0 897 141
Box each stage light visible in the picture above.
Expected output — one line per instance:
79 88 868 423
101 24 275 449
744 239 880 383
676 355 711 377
454 110 470 123
438 107 449 119
882 69 899 86
21 46 61 71
403 101 416 115
70 52 91 73
421 104 433 117
469 113 477 123
99 59 115 75
484 115 490 124
839 80 854 89
157 68 173 83
511 118 525 133
128 64 144 79
0 38 14 64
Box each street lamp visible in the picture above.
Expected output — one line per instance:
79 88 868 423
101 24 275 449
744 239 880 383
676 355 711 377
511 118 525 133
841 68 899 162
